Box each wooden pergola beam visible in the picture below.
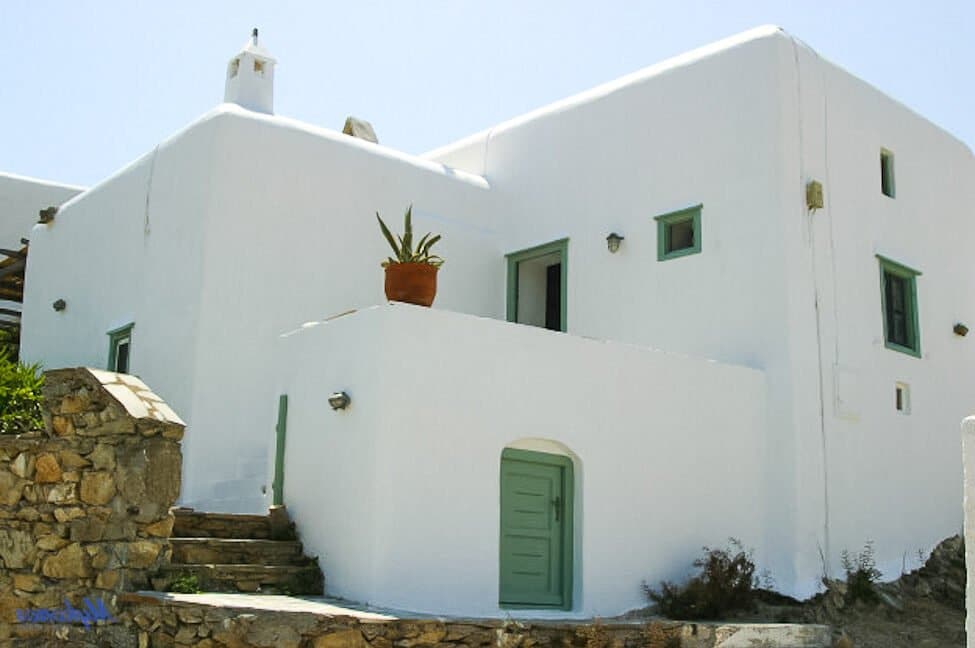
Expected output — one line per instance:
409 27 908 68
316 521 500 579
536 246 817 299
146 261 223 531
0 261 26 280
0 289 23 302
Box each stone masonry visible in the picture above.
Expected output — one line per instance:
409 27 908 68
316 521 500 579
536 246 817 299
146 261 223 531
0 367 184 635
5 591 832 648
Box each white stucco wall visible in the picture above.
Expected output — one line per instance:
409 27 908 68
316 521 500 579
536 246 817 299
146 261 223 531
23 104 501 513
21 113 223 461
0 173 84 324
789 41 975 586
0 172 84 251
430 27 816 592
179 107 499 512
428 25 975 595
279 304 770 617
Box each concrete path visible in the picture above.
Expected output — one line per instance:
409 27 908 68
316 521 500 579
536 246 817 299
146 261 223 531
133 591 408 621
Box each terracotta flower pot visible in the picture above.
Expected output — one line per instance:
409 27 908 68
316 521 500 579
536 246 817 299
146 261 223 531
384 263 439 307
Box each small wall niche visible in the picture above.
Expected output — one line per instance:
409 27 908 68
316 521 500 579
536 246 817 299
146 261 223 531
895 382 911 414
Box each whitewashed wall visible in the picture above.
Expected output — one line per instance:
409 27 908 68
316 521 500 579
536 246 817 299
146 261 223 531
428 27 816 593
23 105 500 513
181 107 499 512
0 173 84 327
428 26 975 596
789 41 975 587
21 113 223 492
0 172 83 252
279 304 769 618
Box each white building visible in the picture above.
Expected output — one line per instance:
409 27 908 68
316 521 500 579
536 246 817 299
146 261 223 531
19 26 975 617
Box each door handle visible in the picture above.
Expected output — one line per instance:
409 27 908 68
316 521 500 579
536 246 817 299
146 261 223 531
552 496 561 522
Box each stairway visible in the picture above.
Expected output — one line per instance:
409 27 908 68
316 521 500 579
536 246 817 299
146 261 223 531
152 507 324 595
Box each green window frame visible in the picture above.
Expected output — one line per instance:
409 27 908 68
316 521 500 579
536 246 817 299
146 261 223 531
505 238 568 332
106 323 134 373
877 255 920 357
655 204 702 261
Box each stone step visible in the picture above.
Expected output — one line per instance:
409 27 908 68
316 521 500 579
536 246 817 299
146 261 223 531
170 538 306 566
155 563 324 595
171 509 295 540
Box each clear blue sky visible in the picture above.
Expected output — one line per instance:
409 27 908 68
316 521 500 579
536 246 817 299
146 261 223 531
2 1 972 187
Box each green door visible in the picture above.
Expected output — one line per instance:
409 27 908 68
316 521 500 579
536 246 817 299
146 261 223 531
499 448 573 609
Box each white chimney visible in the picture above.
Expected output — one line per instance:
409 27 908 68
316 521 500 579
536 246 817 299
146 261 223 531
224 28 276 114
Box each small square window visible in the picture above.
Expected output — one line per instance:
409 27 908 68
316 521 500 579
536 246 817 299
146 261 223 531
254 59 265 75
877 256 920 357
655 204 702 261
880 149 895 198
107 323 134 374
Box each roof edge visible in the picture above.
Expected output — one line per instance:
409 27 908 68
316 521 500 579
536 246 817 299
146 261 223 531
0 171 86 193
424 25 791 158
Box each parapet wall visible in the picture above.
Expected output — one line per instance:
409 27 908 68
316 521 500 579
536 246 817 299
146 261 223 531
0 367 184 628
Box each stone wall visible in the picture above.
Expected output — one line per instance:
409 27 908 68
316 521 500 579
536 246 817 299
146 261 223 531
0 367 184 630
4 592 832 648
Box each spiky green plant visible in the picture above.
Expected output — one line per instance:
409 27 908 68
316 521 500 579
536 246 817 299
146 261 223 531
376 205 444 268
0 347 43 435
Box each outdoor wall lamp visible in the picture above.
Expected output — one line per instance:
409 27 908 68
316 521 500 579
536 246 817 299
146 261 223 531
606 232 624 253
52 299 66 312
38 206 57 224
328 391 351 410
954 323 969 337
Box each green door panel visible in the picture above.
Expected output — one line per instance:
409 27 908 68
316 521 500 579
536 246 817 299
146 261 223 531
500 448 573 609
271 395 288 506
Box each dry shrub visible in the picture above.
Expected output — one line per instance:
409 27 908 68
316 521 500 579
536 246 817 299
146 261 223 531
643 539 759 620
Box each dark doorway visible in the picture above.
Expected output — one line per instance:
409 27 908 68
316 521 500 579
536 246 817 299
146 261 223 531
545 264 562 331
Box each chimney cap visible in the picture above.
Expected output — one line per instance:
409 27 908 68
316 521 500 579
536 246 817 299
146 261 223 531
342 117 378 144
234 28 276 62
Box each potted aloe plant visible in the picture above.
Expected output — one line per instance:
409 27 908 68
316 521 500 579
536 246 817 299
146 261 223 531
377 205 444 307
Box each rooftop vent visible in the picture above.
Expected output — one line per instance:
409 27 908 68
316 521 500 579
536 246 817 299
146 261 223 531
342 117 378 144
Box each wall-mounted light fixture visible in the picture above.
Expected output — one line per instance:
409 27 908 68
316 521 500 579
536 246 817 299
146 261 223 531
954 323 969 337
806 180 824 210
328 391 351 411
52 299 66 312
606 232 624 253
38 206 57 224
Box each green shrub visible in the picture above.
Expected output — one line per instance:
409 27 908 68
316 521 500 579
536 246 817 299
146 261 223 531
167 573 201 594
644 539 759 620
0 347 43 434
0 328 17 358
841 541 882 603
